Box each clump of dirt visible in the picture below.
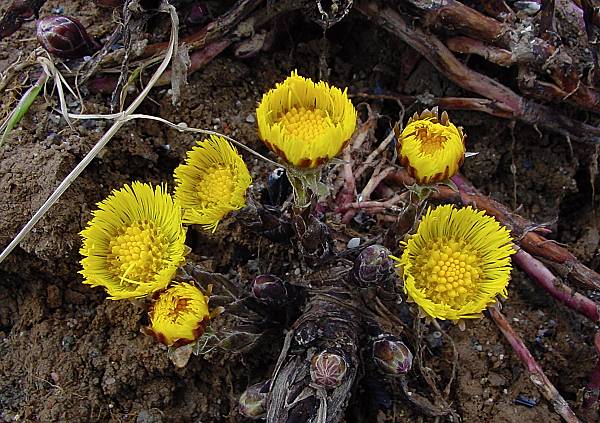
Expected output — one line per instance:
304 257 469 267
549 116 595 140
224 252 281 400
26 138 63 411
1 1 600 422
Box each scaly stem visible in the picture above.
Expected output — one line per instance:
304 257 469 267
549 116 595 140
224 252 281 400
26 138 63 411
489 305 581 423
286 166 324 209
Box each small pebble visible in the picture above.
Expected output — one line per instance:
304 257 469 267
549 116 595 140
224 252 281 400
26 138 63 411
246 114 256 123
347 237 361 249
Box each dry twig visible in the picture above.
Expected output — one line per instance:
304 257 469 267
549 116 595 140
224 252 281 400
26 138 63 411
355 1 600 144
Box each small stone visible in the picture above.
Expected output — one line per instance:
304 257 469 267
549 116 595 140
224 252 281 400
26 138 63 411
168 344 193 368
488 372 506 387
246 114 256 123
347 237 361 249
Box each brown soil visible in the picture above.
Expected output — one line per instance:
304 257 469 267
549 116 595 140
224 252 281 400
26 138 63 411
1 1 600 422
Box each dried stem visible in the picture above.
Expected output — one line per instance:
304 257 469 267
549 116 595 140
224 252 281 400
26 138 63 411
403 0 600 114
87 0 304 93
489 305 581 423
355 1 600 144
351 92 516 119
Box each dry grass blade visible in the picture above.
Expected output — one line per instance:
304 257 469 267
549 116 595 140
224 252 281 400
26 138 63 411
0 1 179 265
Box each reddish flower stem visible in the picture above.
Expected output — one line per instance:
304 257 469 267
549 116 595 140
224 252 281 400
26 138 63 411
450 173 600 292
512 249 600 322
489 305 581 423
583 333 600 421
385 169 600 292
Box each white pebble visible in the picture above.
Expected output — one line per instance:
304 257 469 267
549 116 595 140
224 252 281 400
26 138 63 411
347 237 361 249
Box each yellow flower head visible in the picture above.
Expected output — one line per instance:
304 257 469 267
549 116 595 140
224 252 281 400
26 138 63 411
256 70 357 168
395 108 465 184
393 205 514 321
148 282 210 347
174 135 252 232
80 182 187 300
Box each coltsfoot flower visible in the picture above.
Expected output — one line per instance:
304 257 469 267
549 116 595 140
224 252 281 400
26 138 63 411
148 282 211 347
174 135 252 232
393 205 515 321
80 182 187 300
256 70 357 168
395 108 465 184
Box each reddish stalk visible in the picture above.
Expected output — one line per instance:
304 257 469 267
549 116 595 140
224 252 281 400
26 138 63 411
450 174 600 292
351 93 516 120
88 39 231 93
403 0 600 114
583 333 600 421
382 169 600 292
489 305 581 423
446 36 516 67
142 0 263 58
512 249 600 322
418 0 510 45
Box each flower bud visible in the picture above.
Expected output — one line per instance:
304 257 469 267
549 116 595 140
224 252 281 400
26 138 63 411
351 245 395 289
265 167 291 206
310 350 348 389
239 380 270 419
394 107 465 185
36 15 99 59
186 2 210 26
252 274 287 305
372 335 413 376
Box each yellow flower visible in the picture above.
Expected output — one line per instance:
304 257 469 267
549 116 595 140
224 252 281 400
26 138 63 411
80 182 187 300
148 282 210 347
395 108 465 184
393 205 514 321
256 70 357 168
174 135 252 232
